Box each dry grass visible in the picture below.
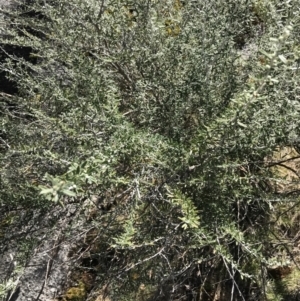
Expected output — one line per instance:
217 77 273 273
268 147 300 194
264 147 300 299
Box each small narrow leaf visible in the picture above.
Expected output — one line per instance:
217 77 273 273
278 54 287 64
237 121 247 128
61 189 77 197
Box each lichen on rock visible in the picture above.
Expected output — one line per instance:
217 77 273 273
63 281 86 301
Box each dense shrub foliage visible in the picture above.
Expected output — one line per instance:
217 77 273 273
1 0 300 300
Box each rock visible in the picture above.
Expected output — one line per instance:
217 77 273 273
0 203 82 301
12 239 69 301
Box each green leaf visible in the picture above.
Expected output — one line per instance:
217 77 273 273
61 189 77 197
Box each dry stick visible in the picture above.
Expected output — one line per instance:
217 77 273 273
270 198 300 225
216 238 246 301
266 155 300 168
221 255 245 301
269 229 300 271
34 235 62 301
199 260 218 301
117 247 165 275
274 162 300 177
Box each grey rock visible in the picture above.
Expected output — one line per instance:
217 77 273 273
0 203 83 301
13 240 69 301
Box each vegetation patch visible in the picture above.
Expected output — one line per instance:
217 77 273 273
2 0 300 300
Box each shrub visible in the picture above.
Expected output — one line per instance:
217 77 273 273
1 0 300 300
